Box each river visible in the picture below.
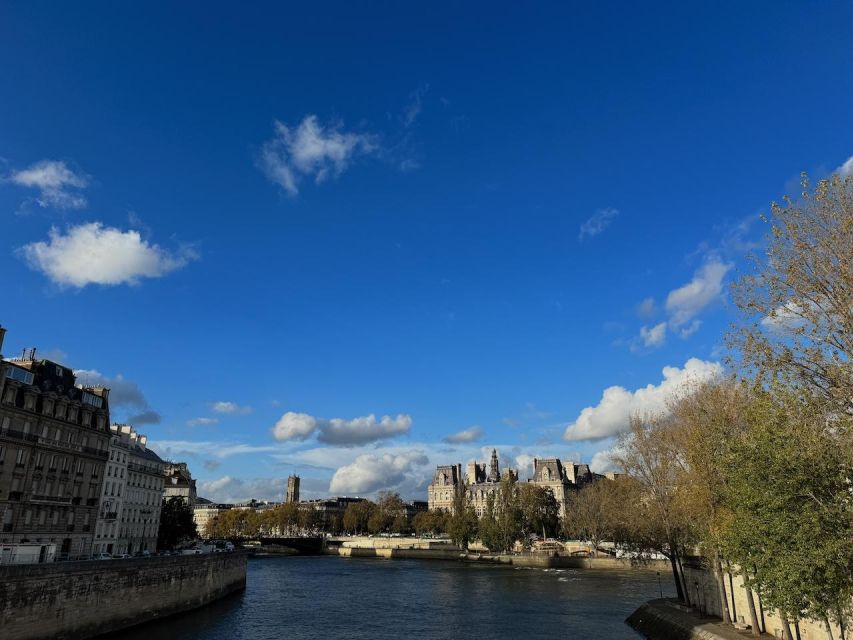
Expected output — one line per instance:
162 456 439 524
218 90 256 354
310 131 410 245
113 555 673 639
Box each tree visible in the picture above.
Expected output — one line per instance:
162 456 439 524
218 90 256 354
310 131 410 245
157 497 198 550
478 474 521 553
563 478 619 556
720 388 853 638
446 487 477 550
343 500 375 534
613 413 696 604
729 173 853 418
518 483 559 547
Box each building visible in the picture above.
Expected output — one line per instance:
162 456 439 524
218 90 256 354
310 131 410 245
301 496 366 531
117 425 165 554
94 424 164 555
192 497 234 537
428 450 603 518
428 450 520 517
163 462 197 506
0 328 111 559
285 475 300 503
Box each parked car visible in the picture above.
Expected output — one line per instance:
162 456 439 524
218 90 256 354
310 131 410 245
94 553 113 561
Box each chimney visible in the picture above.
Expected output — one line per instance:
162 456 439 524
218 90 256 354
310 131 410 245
0 325 6 354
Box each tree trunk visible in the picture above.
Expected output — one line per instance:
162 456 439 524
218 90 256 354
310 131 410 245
669 554 685 602
745 584 761 637
676 552 691 606
795 620 802 640
823 616 835 640
780 614 794 640
725 560 738 623
714 551 731 624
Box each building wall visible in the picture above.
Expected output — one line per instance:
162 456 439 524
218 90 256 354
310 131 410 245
118 444 164 554
0 358 111 559
0 553 247 640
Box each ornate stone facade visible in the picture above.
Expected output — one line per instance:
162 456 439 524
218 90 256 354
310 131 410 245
0 330 111 559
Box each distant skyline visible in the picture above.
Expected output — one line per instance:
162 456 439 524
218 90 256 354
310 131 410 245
2 2 852 503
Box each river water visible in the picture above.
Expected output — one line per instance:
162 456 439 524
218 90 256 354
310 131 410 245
114 556 673 639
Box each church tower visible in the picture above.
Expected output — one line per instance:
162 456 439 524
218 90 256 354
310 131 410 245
488 449 501 482
286 475 300 503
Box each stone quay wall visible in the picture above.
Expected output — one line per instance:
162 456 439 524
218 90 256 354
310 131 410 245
0 552 247 640
680 564 842 640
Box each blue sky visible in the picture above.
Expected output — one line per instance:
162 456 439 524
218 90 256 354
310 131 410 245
2 2 852 502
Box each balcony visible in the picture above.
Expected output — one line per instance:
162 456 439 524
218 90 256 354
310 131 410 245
0 429 39 444
37 436 82 453
82 446 108 459
31 494 72 504
102 512 118 520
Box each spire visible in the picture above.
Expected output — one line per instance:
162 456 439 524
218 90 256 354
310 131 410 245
488 448 500 482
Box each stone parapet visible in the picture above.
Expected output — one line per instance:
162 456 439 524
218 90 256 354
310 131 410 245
0 552 247 640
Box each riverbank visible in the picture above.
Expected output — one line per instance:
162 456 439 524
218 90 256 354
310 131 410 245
0 552 247 640
325 536 669 570
627 599 753 640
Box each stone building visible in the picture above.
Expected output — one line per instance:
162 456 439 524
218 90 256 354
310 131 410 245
163 462 197 506
94 423 163 555
428 450 519 517
285 475 299 503
116 425 165 554
427 450 603 518
192 497 234 537
0 328 111 559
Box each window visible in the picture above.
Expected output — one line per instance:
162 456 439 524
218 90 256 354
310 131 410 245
0 445 4 463
81 392 103 408
16 449 27 466
5 366 34 385
38 510 46 525
24 509 32 525
1 416 9 430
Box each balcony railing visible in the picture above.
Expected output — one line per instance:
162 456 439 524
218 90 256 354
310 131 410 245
82 446 108 459
31 494 72 504
0 429 39 444
37 436 82 453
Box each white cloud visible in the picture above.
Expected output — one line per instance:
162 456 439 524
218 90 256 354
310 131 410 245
761 300 809 333
10 159 88 210
259 115 377 196
329 451 430 495
836 155 853 176
639 322 667 347
271 412 319 442
19 222 196 288
197 476 285 503
579 208 619 240
665 259 732 328
270 411 412 447
211 401 252 415
589 448 620 474
187 417 219 427
149 440 278 460
563 358 723 441
442 426 483 444
318 414 412 446
678 319 702 338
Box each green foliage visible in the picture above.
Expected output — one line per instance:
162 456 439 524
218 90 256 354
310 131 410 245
157 497 198 549
518 483 560 545
343 499 376 534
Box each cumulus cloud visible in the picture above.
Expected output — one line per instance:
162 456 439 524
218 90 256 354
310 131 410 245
211 401 252 415
271 411 412 447
442 426 483 444
836 155 853 176
259 115 377 196
665 259 732 328
197 476 286 503
589 448 620 474
271 412 319 442
761 300 809 333
329 451 429 495
319 414 412 446
563 358 723 441
188 417 219 427
579 208 619 240
9 159 89 210
639 322 667 348
19 222 196 288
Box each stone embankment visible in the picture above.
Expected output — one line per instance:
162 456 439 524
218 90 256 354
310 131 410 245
0 552 247 640
325 537 668 570
627 599 751 640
